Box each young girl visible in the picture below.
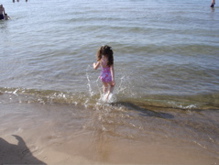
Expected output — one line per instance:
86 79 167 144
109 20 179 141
93 45 115 101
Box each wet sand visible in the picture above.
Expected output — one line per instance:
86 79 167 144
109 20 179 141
0 102 218 165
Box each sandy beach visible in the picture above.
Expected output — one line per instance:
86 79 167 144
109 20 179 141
1 100 218 165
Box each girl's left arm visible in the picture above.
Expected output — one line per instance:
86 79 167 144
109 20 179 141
110 65 115 86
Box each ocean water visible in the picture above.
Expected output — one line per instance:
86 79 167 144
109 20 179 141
0 0 219 164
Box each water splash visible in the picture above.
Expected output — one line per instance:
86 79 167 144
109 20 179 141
86 65 95 97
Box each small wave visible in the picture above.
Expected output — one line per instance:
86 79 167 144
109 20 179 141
0 87 85 105
0 87 218 111
168 101 197 110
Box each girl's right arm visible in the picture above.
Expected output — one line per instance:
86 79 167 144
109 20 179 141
93 61 100 70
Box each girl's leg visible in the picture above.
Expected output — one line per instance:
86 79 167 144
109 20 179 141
102 81 115 101
102 82 109 94
105 82 115 101
109 83 114 93
102 82 110 101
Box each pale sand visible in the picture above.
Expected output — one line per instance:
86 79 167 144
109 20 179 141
0 103 218 165
1 133 217 165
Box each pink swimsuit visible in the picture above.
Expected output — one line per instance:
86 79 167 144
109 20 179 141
100 67 112 83
99 58 112 83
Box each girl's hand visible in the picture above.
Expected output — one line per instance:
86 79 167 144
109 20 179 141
93 62 96 68
93 61 100 70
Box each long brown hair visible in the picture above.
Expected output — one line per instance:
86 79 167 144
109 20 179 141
96 45 114 67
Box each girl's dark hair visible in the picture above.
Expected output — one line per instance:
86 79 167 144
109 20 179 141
96 45 114 67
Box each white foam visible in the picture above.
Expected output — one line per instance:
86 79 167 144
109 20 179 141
99 93 116 104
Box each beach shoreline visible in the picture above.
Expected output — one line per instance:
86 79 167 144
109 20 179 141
0 102 218 165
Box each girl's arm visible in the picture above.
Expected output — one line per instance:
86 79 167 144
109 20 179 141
110 64 115 86
93 61 100 70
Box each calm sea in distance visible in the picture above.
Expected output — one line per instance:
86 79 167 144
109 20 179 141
0 0 219 164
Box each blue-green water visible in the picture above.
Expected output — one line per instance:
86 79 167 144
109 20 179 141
0 0 219 164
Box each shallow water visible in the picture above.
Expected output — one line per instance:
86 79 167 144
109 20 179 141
0 0 219 164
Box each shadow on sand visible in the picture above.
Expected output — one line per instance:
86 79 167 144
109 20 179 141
112 101 174 119
0 135 46 165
